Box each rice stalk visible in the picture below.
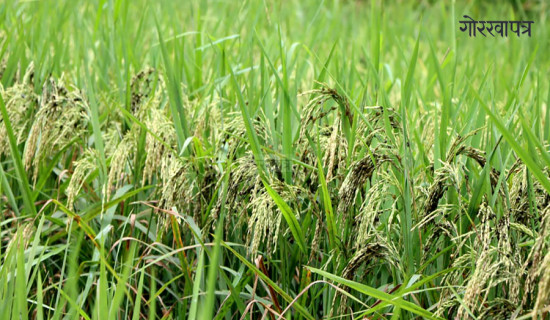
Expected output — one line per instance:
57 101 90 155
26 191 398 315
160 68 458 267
23 76 89 181
66 148 99 208
0 64 36 156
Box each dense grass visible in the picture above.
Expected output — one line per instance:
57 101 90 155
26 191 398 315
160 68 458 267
1 0 550 319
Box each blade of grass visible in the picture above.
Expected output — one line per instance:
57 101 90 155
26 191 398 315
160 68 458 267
108 242 137 319
154 13 189 150
262 182 307 254
222 241 314 320
131 269 145 320
0 163 20 216
188 250 205 320
307 267 441 320
473 85 550 194
0 92 36 216
16 231 29 320
400 32 420 276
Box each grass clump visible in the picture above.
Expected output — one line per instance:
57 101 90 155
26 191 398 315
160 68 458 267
1 0 550 319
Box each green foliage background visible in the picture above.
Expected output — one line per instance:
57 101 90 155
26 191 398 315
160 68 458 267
0 0 549 319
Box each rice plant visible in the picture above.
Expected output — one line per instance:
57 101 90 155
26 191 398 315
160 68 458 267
0 0 549 319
